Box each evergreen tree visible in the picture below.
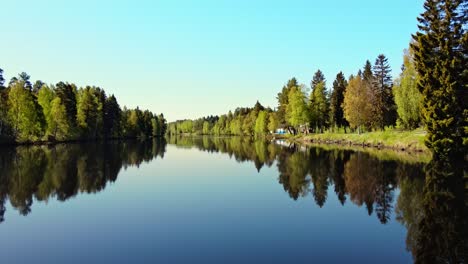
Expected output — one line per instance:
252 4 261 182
8 77 18 87
18 72 32 90
32 80 45 94
411 0 467 158
330 72 348 129
158 114 167 136
0 68 5 90
103 95 122 138
362 60 373 82
371 54 396 129
152 116 161 136
311 69 325 88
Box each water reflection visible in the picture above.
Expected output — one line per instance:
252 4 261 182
398 159 467 263
0 136 465 262
170 136 424 224
0 139 166 221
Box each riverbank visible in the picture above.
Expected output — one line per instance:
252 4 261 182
282 129 428 153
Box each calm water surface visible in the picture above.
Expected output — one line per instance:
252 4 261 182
0 137 466 263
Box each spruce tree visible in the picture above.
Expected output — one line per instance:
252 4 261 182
372 54 396 129
330 72 348 129
411 0 467 158
362 60 373 82
0 68 5 90
311 69 325 88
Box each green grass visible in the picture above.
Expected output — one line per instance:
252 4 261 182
292 128 428 152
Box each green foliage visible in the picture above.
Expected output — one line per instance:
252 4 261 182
411 0 467 158
394 48 422 130
309 72 329 132
202 121 211 135
7 81 44 141
49 97 70 139
0 69 166 143
254 110 268 137
267 112 279 132
276 78 298 125
286 86 310 131
76 87 102 138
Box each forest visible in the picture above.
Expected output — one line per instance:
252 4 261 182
0 71 167 143
169 1 467 159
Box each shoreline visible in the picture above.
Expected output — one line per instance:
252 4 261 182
273 129 429 154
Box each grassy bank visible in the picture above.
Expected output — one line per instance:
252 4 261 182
286 129 428 153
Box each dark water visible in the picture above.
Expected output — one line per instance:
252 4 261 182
0 137 466 264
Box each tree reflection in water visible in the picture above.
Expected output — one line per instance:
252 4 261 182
0 139 166 221
0 136 465 262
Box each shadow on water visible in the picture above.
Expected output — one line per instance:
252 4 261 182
0 136 465 262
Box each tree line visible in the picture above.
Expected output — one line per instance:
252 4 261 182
0 71 167 143
168 50 421 136
168 0 466 159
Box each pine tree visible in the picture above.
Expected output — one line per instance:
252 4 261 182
411 0 467 158
330 72 348 129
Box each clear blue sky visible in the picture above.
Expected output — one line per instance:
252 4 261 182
0 0 424 121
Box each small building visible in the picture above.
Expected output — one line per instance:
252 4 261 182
275 128 287 135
